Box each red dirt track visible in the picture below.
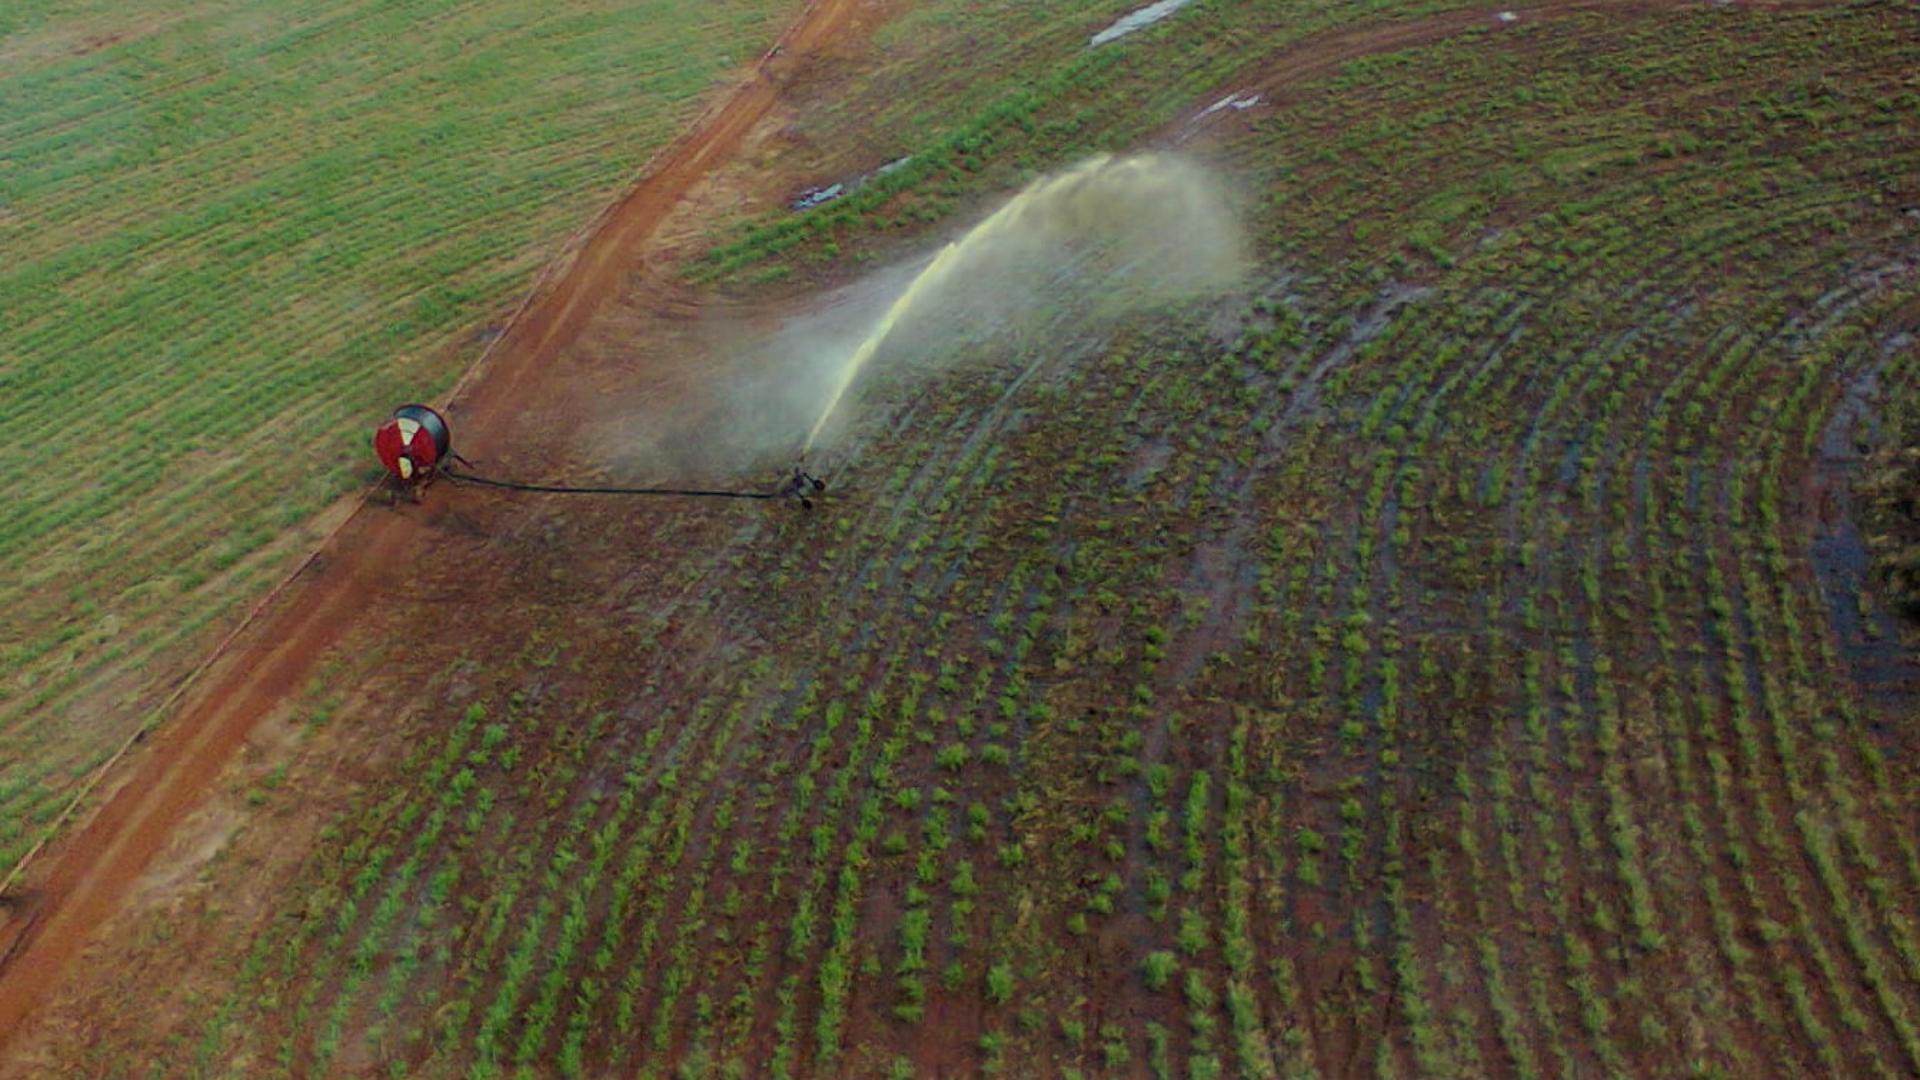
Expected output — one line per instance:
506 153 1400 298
0 0 863 1053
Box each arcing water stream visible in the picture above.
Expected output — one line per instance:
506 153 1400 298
797 152 1246 456
802 241 965 453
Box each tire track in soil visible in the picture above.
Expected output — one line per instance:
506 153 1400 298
0 0 867 1054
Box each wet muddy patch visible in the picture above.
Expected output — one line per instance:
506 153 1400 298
1810 355 1920 709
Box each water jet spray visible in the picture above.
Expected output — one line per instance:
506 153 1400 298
794 152 1246 459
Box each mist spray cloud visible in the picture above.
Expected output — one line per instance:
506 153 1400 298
588 153 1246 480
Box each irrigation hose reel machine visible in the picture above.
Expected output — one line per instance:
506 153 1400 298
370 405 826 508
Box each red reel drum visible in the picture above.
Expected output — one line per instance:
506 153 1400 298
373 404 452 483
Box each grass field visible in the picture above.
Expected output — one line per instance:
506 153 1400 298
6 0 1920 1076
0 0 794 872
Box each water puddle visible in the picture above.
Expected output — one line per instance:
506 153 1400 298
1197 92 1261 119
1089 0 1194 47
790 182 845 211
789 155 914 212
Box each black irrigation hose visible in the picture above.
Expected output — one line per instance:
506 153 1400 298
442 465 806 502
